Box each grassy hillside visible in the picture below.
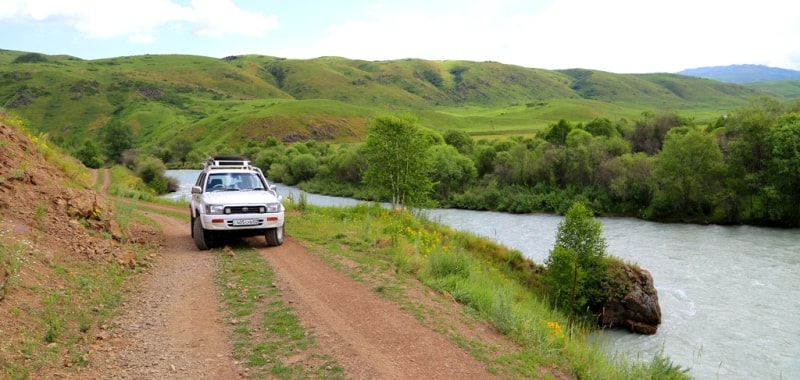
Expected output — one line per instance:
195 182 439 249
745 80 800 98
0 49 771 152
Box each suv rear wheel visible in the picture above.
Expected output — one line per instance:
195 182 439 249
265 224 284 247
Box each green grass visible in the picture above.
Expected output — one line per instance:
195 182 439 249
103 166 189 223
107 165 187 209
745 79 800 98
281 201 689 379
214 243 343 379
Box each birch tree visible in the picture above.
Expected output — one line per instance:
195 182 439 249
363 115 433 210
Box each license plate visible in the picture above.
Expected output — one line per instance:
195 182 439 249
233 219 260 226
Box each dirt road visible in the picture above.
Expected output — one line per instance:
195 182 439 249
76 169 498 379
77 211 243 379
260 238 495 379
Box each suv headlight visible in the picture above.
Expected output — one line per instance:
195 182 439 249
206 204 225 214
266 203 281 213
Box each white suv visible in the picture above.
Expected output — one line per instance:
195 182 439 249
190 156 285 250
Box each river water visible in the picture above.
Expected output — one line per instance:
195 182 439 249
165 170 800 379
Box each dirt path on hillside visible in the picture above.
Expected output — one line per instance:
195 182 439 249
76 169 499 379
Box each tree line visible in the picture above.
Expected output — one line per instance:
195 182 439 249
249 96 798 227
77 95 800 227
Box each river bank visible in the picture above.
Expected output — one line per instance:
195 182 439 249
166 170 800 379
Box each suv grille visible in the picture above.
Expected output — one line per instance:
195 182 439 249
225 205 266 214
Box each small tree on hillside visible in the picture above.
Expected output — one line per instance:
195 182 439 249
75 139 104 169
168 136 193 164
363 115 433 210
544 202 609 324
100 120 134 164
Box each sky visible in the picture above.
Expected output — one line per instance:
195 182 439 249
1 0 800 74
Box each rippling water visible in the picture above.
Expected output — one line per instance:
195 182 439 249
166 170 800 379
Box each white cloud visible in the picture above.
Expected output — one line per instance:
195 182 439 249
188 0 278 38
274 6 517 63
129 32 158 44
3 0 800 72
1 0 277 43
515 0 800 72
270 0 800 73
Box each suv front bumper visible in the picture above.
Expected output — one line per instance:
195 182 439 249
199 212 284 231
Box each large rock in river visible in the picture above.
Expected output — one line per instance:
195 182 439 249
599 262 661 335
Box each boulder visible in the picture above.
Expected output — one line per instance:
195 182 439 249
600 263 661 335
54 188 100 220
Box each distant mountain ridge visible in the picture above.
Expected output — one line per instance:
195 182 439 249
678 64 800 84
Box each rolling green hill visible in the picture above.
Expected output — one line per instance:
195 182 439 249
744 80 800 98
0 50 771 152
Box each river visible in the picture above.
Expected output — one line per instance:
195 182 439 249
165 170 800 379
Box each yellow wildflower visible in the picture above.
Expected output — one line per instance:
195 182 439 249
547 321 563 336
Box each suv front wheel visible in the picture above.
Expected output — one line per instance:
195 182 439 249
265 224 284 247
193 216 216 250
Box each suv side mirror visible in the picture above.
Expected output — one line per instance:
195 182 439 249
191 185 202 194
268 185 282 200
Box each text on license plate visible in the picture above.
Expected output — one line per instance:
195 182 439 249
233 219 260 226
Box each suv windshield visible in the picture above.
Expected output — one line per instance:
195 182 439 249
205 172 266 192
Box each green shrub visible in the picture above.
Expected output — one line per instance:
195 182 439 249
134 155 170 194
12 53 48 63
289 153 318 182
75 139 104 169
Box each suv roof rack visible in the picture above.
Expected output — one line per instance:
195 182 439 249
203 155 255 171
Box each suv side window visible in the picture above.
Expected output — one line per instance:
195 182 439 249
206 174 226 191
195 173 206 188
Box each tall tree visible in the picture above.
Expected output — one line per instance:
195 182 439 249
631 111 688 155
363 115 434 210
442 129 475 155
430 144 477 200
765 114 800 226
599 152 653 211
651 128 724 217
472 144 497 178
544 118 573 146
718 96 785 222
168 135 194 164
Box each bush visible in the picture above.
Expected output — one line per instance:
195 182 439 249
254 146 285 172
12 53 48 64
289 153 318 183
268 162 292 184
134 155 170 194
75 140 104 169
